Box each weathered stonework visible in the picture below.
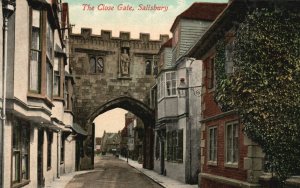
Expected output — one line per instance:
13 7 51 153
70 28 169 169
70 28 168 125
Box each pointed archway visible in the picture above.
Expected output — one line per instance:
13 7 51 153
81 96 155 170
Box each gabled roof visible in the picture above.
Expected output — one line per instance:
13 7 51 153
170 2 228 32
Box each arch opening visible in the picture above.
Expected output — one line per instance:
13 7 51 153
79 96 155 170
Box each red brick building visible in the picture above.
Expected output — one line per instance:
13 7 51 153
188 1 264 187
188 1 300 187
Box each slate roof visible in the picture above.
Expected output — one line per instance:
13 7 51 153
170 2 228 32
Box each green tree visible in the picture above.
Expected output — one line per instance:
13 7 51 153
215 7 300 182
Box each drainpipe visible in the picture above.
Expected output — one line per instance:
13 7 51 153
1 1 15 187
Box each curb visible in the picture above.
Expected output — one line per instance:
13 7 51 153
126 161 166 188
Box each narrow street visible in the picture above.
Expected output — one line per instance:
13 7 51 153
65 155 162 188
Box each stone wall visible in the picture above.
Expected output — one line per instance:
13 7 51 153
70 28 169 127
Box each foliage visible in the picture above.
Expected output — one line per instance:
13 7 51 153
214 7 300 181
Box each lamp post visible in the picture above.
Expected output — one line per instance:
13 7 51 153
1 1 15 187
177 74 202 184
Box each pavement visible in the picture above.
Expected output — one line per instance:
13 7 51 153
47 155 198 188
119 156 198 188
46 170 95 188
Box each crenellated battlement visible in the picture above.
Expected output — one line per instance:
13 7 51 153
70 27 169 44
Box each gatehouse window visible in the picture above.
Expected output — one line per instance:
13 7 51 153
12 119 30 185
89 56 104 74
145 60 152 75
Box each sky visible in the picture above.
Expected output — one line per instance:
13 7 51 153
65 0 228 137
65 0 228 39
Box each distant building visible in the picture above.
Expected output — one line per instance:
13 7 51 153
94 137 102 154
120 112 144 162
101 131 121 154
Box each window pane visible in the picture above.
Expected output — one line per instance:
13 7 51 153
30 51 41 92
227 125 232 162
90 57 96 73
31 27 40 50
145 61 152 75
22 154 29 180
54 73 60 96
47 23 53 60
46 62 53 98
54 57 59 71
32 9 40 28
13 152 20 182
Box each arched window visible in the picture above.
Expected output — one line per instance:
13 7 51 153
89 57 96 73
145 60 152 75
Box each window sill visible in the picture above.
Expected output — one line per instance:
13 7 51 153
157 95 178 103
207 161 217 166
53 96 65 102
12 180 31 188
47 166 51 171
117 76 132 80
207 87 215 93
27 93 55 108
64 109 74 116
224 162 238 168
60 161 64 165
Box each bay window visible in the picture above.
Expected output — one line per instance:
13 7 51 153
165 72 176 96
29 9 41 93
157 71 177 100
46 22 54 99
53 57 61 96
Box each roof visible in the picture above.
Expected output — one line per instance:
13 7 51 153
158 38 172 56
187 0 300 59
72 123 88 136
170 2 228 32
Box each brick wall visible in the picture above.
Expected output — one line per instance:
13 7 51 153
200 54 248 187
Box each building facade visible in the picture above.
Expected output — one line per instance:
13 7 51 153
100 131 121 155
153 2 227 184
187 1 300 187
0 0 81 187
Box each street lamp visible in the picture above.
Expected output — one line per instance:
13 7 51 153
177 77 202 184
1 1 16 187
